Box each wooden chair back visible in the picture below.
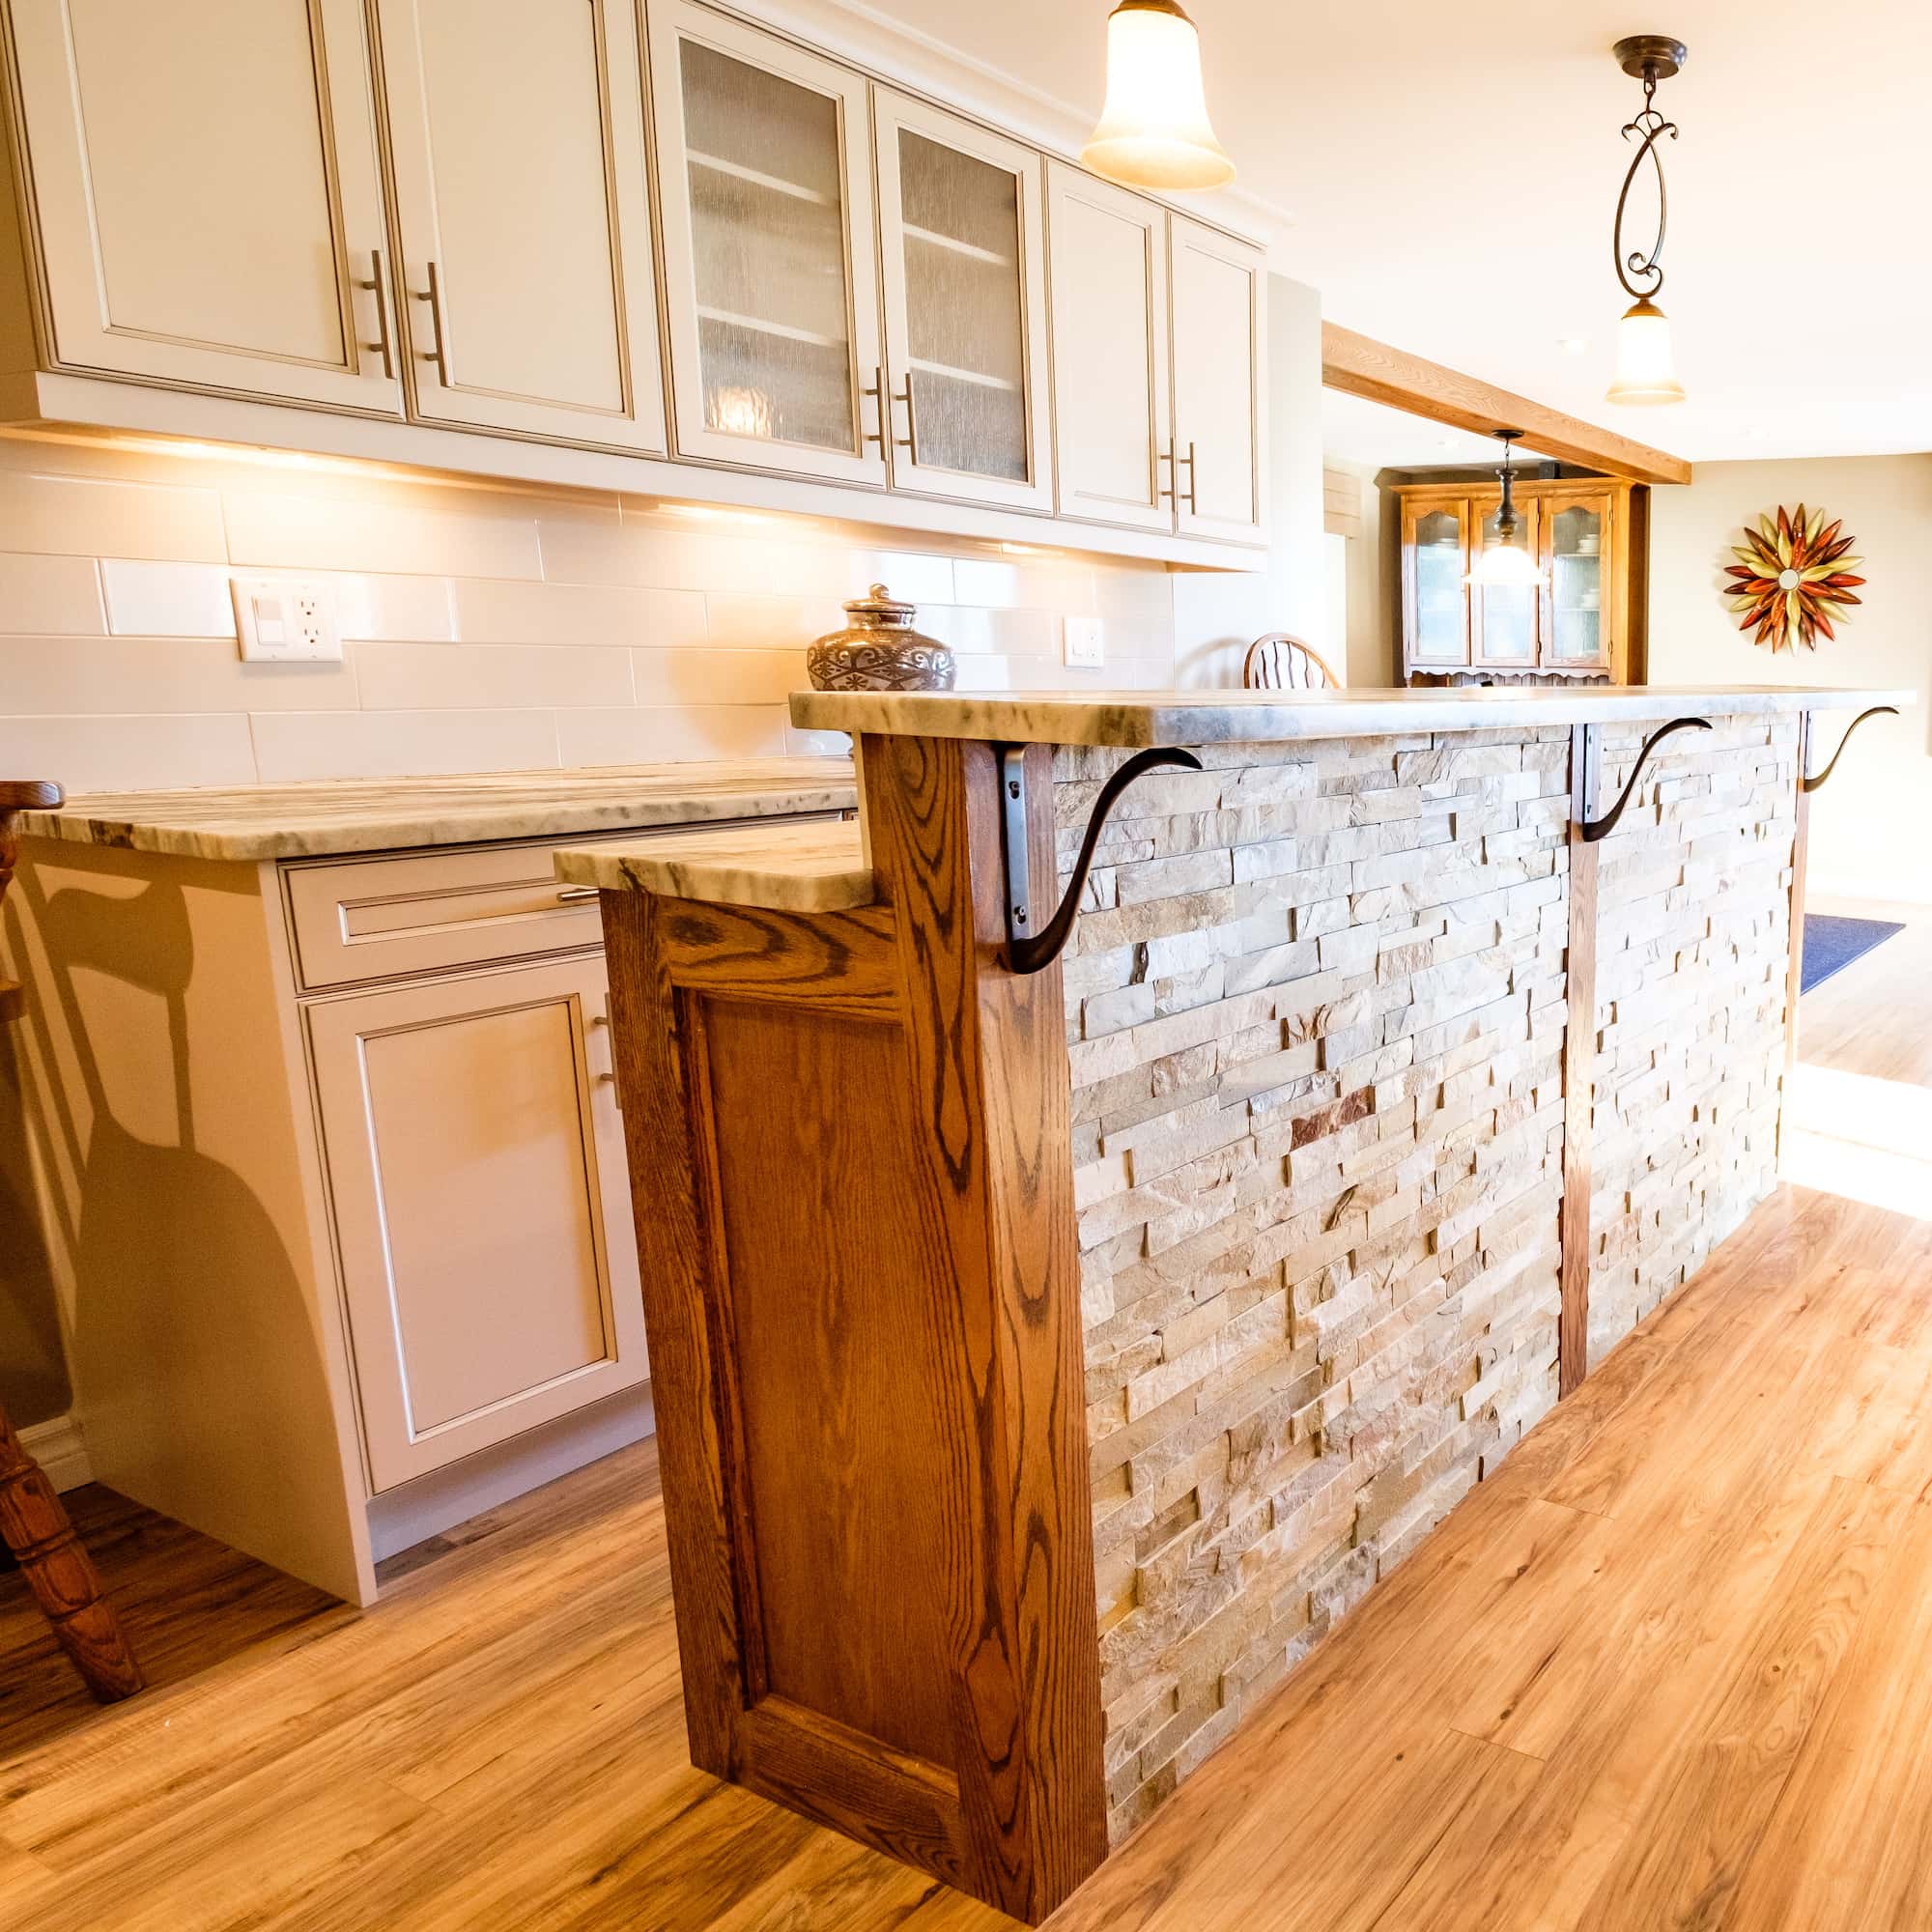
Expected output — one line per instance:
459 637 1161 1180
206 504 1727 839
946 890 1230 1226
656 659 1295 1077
1242 634 1339 692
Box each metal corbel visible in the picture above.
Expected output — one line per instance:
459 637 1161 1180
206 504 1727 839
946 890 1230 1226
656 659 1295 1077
999 744 1203 976
1577 716 1712 842
1802 705 1899 794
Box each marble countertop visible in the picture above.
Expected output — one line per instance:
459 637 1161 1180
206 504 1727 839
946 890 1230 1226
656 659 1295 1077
16 758 858 861
554 819 874 914
789 684 1916 749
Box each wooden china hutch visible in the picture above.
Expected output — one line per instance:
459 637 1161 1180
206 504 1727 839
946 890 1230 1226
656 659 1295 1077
1397 477 1648 685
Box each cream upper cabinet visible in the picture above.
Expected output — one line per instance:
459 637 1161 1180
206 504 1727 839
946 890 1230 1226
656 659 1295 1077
306 954 645 1492
1044 161 1171 533
373 0 666 451
6 0 399 412
646 0 885 486
872 90 1051 513
1169 215 1266 544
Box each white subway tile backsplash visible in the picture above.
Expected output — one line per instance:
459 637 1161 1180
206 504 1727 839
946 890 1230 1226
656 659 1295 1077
100 559 235 638
0 713 256 791
0 554 105 636
0 435 1184 790
249 708 560 782
355 641 634 712
554 704 789 765
452 578 706 649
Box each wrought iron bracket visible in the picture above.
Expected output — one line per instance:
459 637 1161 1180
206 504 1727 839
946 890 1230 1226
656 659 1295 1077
999 744 1203 976
1803 705 1899 794
1577 716 1711 842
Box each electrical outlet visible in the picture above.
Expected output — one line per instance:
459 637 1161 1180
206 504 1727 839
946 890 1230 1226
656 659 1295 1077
232 576 342 663
1063 615 1105 668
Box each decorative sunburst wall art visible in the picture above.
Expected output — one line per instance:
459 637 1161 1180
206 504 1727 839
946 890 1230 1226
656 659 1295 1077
1724 505 1865 651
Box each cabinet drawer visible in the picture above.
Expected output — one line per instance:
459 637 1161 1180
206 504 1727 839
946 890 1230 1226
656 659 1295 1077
285 817 830 989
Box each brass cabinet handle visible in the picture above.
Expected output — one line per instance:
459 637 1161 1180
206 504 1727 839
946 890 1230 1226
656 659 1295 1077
410 260 450 386
861 365 884 451
354 248 394 380
1179 440 1198 514
891 378 919 465
1156 439 1175 503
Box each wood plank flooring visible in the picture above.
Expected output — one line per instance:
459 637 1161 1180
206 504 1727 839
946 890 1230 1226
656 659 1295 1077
5 907 1932 1929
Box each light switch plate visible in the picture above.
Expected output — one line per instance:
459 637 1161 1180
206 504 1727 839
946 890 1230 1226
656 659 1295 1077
1063 615 1105 668
232 576 342 663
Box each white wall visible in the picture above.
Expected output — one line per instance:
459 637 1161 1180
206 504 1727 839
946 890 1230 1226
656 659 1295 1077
1649 455 1932 901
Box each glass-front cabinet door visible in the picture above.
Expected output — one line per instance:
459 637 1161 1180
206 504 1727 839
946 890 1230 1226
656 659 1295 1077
1543 494 1614 669
873 92 1050 511
1469 492 1541 668
648 1 886 484
1404 497 1471 666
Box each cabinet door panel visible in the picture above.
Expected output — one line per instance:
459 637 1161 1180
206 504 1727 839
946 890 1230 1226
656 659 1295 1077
1542 493 1614 669
1045 161 1170 531
873 89 1050 511
648 0 884 484
1403 497 1471 668
1470 493 1540 668
309 958 644 1491
1170 214 1265 544
375 0 665 449
9 0 398 411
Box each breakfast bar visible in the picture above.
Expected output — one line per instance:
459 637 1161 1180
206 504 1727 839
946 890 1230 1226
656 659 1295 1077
556 683 1907 1922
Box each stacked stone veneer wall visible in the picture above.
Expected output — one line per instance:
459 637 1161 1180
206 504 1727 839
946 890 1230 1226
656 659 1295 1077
1057 715 1793 1841
1583 712 1796 1362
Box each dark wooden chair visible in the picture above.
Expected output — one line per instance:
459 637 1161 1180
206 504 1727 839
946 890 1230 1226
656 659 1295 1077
1242 633 1340 691
0 780 144 1702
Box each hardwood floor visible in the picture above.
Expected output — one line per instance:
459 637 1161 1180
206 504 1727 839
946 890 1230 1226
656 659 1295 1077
4 906 1932 1929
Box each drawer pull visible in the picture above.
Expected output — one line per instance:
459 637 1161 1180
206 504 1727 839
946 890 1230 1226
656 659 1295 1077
555 885 600 903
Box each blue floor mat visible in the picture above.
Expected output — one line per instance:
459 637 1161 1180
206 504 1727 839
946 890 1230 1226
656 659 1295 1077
1802 914 1905 994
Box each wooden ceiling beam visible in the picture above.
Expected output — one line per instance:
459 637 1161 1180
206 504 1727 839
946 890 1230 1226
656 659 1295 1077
1321 322 1692 487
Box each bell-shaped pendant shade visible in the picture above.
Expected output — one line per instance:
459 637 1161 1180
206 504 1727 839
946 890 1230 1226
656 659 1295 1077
1606 298 1686 406
1080 0 1235 191
1465 536 1547 587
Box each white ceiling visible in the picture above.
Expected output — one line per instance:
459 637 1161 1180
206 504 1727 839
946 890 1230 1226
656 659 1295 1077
855 0 1932 464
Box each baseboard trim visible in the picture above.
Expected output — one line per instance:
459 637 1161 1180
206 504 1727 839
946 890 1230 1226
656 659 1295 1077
19 1411 92 1492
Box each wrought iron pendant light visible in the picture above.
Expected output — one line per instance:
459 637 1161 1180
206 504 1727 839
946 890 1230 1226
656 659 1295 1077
1465 432 1547 587
1081 0 1235 191
1606 34 1688 406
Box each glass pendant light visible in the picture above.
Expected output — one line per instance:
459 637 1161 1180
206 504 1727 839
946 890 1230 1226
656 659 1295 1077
1606 297 1686 406
1080 0 1235 191
1466 431 1548 587
1606 36 1688 406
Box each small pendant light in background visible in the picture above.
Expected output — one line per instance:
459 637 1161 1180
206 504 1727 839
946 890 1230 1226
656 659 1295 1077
1606 35 1689 406
1465 432 1548 588
1081 0 1235 191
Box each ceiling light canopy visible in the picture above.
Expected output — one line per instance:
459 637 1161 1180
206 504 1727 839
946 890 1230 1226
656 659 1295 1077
1606 35 1688 406
1465 431 1548 587
1081 0 1235 192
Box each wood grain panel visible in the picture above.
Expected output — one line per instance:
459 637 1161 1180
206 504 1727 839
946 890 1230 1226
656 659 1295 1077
1322 322 1691 487
654 897 899 1014
701 996 957 1769
1560 724 1597 1396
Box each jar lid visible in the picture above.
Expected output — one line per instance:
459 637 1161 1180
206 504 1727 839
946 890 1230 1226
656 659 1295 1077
842 582 915 621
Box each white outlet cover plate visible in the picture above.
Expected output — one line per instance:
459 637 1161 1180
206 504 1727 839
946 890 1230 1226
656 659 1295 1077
1064 615 1105 668
233 575 343 663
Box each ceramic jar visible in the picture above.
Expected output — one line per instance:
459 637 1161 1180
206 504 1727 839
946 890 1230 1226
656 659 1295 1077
806 583 955 692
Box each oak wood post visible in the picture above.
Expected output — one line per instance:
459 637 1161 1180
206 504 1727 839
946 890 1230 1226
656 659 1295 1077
1559 725 1599 1398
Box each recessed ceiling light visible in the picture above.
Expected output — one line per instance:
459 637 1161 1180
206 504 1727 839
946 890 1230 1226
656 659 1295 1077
1559 337 1589 354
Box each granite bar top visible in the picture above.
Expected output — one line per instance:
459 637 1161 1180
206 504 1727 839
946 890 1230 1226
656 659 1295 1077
790 684 1914 750
16 757 857 861
554 819 874 913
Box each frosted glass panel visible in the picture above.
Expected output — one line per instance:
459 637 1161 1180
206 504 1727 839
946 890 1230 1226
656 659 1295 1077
896 129 1027 481
1475 503 1535 663
678 40 855 451
1548 503 1606 664
1413 507 1465 661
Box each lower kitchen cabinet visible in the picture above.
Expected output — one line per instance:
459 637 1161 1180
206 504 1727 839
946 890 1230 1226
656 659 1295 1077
307 955 645 1492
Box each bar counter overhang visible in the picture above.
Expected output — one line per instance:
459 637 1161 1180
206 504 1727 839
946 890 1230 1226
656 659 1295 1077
555 683 1909 1922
